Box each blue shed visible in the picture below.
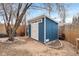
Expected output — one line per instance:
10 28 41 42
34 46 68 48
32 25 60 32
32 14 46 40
28 15 58 43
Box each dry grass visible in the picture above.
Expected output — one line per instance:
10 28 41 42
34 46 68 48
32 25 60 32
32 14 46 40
0 38 32 56
0 37 79 56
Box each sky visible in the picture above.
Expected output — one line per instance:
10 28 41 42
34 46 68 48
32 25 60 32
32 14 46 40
65 3 79 23
0 3 79 24
26 3 79 24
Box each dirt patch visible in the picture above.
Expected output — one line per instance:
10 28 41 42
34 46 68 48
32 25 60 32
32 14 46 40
13 38 49 54
0 37 79 56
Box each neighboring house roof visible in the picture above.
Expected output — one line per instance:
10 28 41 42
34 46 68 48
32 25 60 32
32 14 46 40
28 15 58 24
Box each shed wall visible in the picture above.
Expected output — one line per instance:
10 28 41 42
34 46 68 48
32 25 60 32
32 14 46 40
28 19 44 43
39 18 44 43
46 17 58 41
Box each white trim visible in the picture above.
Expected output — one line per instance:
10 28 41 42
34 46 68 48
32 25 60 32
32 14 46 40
44 16 46 43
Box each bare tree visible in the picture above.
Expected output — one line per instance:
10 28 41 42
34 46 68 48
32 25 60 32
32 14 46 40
72 14 79 24
30 3 54 17
56 3 66 34
72 14 79 30
0 3 32 41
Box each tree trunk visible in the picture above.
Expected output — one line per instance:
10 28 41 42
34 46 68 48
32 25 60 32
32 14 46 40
8 34 14 41
8 28 15 41
8 29 14 41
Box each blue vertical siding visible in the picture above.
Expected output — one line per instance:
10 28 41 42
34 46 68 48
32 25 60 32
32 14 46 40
39 18 44 43
46 17 58 41
28 24 31 37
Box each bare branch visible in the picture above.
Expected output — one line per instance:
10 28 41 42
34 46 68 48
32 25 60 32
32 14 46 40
1 3 8 21
56 3 66 23
8 5 12 22
17 3 22 18
14 3 32 31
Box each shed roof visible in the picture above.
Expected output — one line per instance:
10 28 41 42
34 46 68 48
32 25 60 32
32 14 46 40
28 15 58 24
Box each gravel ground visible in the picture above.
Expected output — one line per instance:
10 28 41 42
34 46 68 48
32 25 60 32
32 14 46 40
0 37 79 56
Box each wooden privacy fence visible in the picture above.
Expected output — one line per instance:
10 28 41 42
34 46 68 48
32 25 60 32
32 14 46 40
64 24 79 45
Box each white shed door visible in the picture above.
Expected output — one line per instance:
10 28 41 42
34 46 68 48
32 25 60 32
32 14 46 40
31 22 39 40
